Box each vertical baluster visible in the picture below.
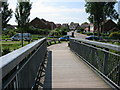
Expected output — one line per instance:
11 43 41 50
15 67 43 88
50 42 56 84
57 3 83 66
118 63 120 86
103 48 109 75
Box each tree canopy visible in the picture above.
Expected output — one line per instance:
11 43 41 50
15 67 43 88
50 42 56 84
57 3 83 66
1 2 13 29
15 0 32 30
85 2 118 23
85 2 119 34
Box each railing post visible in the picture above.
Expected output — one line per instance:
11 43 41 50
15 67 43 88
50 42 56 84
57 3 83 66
16 65 19 89
103 48 109 75
118 63 120 86
91 49 95 65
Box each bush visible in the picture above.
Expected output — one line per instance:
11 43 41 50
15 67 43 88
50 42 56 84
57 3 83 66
2 48 11 56
80 32 85 34
94 32 98 36
61 31 67 35
101 33 109 36
87 32 93 36
109 32 120 40
8 30 16 37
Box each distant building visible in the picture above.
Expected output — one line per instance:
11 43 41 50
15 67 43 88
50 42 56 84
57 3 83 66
109 27 119 32
30 17 46 29
30 17 56 30
56 24 61 28
80 23 90 32
81 23 89 29
69 22 79 30
100 19 118 33
62 23 69 28
49 22 56 30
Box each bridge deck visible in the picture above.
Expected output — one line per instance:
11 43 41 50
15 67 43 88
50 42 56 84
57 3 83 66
46 42 111 88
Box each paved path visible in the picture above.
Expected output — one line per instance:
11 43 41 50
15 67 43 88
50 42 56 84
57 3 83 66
67 31 88 39
46 43 111 88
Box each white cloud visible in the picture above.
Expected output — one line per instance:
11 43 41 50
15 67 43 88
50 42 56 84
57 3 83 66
31 0 85 3
8 0 88 25
31 0 85 18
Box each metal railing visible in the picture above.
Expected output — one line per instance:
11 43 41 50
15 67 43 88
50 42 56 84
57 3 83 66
69 38 120 89
0 38 47 89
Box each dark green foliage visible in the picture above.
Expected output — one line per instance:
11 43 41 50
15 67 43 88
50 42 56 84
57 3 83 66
25 27 50 35
1 2 13 29
49 27 68 36
2 29 16 37
85 2 118 23
15 1 32 31
87 32 93 36
85 2 118 34
118 19 120 30
61 30 67 35
80 28 84 32
2 48 11 55
109 32 120 39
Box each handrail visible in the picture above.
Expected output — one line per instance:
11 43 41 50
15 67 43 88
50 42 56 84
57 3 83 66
71 38 120 51
70 38 120 89
0 38 46 78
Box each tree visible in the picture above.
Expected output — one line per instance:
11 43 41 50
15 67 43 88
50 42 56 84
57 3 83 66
1 2 13 29
85 1 118 36
118 19 120 30
15 0 32 46
81 22 89 25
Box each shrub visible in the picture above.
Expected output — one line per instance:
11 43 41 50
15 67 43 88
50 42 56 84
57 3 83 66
87 32 93 36
61 31 67 35
109 32 120 39
94 32 98 35
8 30 16 37
2 48 11 56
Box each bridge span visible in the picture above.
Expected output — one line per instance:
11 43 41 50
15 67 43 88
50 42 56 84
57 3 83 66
0 38 120 89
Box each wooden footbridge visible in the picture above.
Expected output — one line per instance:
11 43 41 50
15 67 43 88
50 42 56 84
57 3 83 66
0 38 120 89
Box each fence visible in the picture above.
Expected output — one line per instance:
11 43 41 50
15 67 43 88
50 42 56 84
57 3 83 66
0 38 47 89
69 38 120 89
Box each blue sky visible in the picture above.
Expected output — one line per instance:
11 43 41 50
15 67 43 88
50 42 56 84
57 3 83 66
8 0 119 25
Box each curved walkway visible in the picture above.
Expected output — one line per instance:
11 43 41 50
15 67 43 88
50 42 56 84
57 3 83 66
46 42 111 88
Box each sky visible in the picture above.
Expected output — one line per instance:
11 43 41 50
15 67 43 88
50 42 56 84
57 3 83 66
7 0 119 25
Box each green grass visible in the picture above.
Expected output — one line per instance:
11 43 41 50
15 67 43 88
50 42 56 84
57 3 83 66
47 37 59 39
1 41 30 52
110 42 120 45
2 34 46 40
2 35 11 39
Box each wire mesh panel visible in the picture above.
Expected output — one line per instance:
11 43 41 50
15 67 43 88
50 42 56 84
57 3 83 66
69 39 120 89
17 41 47 88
